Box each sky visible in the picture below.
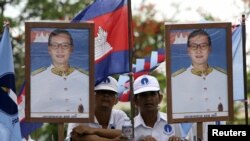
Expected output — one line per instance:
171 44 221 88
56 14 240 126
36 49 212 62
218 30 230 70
132 0 247 23
4 0 248 22
4 0 249 31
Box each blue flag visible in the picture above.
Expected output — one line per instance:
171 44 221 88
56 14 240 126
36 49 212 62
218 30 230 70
180 123 193 139
232 25 244 100
0 27 22 140
72 0 130 84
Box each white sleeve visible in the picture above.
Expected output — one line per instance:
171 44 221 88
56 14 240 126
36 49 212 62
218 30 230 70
113 110 129 129
65 123 81 140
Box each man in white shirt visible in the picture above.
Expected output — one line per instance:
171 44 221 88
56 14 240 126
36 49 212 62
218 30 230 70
66 76 128 141
133 75 185 141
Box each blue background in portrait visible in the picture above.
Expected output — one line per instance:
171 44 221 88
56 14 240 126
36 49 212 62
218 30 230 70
30 28 90 72
171 28 227 73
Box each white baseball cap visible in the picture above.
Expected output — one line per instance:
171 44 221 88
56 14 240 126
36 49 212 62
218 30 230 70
94 76 118 93
133 75 160 95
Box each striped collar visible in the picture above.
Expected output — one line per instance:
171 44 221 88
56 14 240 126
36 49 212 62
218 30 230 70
51 65 74 76
191 66 213 76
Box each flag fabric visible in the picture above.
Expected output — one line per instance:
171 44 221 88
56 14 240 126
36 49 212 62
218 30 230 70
18 82 26 122
117 48 165 101
0 27 22 141
150 51 158 69
135 59 145 72
157 48 165 63
20 122 43 139
17 82 43 139
180 123 193 139
134 48 165 72
72 0 130 84
232 25 244 100
133 48 165 79
133 58 149 79
117 75 130 102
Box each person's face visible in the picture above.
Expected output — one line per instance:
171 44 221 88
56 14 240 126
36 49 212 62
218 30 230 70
95 90 118 109
48 33 73 66
187 34 211 66
135 91 162 112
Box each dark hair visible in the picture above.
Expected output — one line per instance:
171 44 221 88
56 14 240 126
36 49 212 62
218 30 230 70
187 29 211 46
48 28 73 46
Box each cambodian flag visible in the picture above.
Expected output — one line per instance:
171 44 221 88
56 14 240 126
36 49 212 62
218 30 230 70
0 27 22 141
72 0 130 84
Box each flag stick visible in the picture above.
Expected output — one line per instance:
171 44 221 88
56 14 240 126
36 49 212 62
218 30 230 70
241 14 249 125
58 123 64 141
127 0 135 138
197 122 203 141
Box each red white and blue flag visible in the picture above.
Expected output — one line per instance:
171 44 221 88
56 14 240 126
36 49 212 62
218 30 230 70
0 27 22 141
72 0 130 84
118 48 165 101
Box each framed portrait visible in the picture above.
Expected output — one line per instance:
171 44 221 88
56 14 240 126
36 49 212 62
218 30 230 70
25 22 95 123
165 22 233 123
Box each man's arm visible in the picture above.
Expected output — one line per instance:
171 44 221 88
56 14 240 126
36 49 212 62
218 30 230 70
71 125 122 140
94 128 122 139
71 134 114 141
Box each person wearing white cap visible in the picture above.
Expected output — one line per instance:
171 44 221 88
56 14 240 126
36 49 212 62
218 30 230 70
133 74 184 141
65 76 129 141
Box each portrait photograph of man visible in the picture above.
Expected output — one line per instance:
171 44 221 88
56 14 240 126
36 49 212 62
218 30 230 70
165 23 233 122
25 22 94 122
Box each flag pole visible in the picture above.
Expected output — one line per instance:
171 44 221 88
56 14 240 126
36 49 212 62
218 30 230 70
58 123 64 141
241 14 248 125
127 0 135 138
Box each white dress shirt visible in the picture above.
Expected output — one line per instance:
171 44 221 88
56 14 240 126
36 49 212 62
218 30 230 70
65 109 128 141
172 66 228 119
134 112 182 141
31 65 89 118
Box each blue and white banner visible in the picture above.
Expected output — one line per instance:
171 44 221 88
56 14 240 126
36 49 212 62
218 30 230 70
232 25 244 100
0 27 22 141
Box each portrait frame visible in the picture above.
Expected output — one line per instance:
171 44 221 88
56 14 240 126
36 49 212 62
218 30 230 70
25 22 95 123
165 22 233 123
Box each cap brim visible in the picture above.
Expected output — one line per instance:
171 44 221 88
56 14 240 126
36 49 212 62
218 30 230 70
94 86 118 93
134 87 160 95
